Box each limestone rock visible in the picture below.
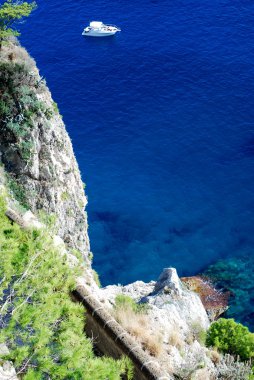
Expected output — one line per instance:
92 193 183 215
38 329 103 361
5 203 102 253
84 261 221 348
100 268 213 377
0 41 90 261
153 267 183 296
99 280 155 306
23 210 43 229
0 362 18 380
181 275 229 321
0 344 18 380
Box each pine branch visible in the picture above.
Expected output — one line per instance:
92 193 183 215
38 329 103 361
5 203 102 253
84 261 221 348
11 289 35 315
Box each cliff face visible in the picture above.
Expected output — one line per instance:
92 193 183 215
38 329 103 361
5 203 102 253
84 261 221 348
0 41 223 379
0 40 90 259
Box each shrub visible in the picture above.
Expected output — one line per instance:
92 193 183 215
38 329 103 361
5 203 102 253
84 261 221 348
0 195 133 379
206 318 254 360
115 294 149 314
93 269 101 287
0 61 55 164
113 294 162 357
215 354 253 380
52 101 59 113
168 328 184 350
0 0 37 48
113 305 162 357
61 191 70 201
191 321 207 345
175 350 208 379
6 173 29 209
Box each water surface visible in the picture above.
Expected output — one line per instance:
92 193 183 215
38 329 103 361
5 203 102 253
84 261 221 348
20 1 254 301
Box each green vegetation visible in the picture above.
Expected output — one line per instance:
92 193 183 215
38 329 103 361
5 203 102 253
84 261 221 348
37 210 57 231
61 191 70 201
6 172 29 209
0 0 36 48
0 62 53 163
93 269 101 287
115 294 149 314
0 194 133 379
52 101 59 114
113 295 161 357
190 321 206 345
206 318 254 361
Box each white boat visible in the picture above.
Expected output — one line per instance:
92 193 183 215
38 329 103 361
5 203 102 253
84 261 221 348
82 21 121 37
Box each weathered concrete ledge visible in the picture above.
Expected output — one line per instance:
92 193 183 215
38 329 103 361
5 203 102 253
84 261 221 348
73 286 173 380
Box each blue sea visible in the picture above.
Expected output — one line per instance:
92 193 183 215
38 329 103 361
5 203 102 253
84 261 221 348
20 0 254 325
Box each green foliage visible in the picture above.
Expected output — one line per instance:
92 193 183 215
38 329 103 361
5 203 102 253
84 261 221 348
52 101 59 113
88 251 94 261
214 354 253 380
0 62 53 163
0 195 133 379
37 209 57 232
0 0 37 45
115 294 149 314
191 321 206 345
19 139 34 160
61 191 70 201
93 269 101 287
6 172 29 209
206 318 254 361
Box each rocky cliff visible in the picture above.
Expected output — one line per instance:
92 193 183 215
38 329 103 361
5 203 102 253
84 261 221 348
0 40 232 380
0 39 90 259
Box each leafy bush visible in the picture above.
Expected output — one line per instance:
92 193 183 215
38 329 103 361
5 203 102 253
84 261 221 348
0 195 133 379
53 101 59 113
0 0 37 47
6 173 29 209
114 295 161 357
214 354 253 380
206 318 254 360
191 321 207 345
115 294 148 314
0 62 56 164
93 269 101 287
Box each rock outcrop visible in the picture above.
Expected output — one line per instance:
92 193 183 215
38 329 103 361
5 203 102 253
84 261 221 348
0 40 90 259
181 275 229 321
99 268 216 378
0 344 18 380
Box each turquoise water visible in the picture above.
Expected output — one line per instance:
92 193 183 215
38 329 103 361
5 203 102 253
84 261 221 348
20 0 254 327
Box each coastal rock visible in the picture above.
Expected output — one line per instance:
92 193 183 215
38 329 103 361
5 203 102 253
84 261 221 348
100 267 209 331
0 41 90 261
98 280 155 306
99 268 213 377
181 275 229 321
153 267 183 296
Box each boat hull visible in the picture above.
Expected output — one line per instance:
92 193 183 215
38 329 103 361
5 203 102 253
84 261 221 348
82 30 118 37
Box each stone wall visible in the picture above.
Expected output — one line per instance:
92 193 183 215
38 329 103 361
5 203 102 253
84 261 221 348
73 286 173 380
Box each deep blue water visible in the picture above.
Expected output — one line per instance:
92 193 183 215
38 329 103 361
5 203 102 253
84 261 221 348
20 1 254 291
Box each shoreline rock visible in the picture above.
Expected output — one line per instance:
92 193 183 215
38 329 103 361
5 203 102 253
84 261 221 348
181 275 230 321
